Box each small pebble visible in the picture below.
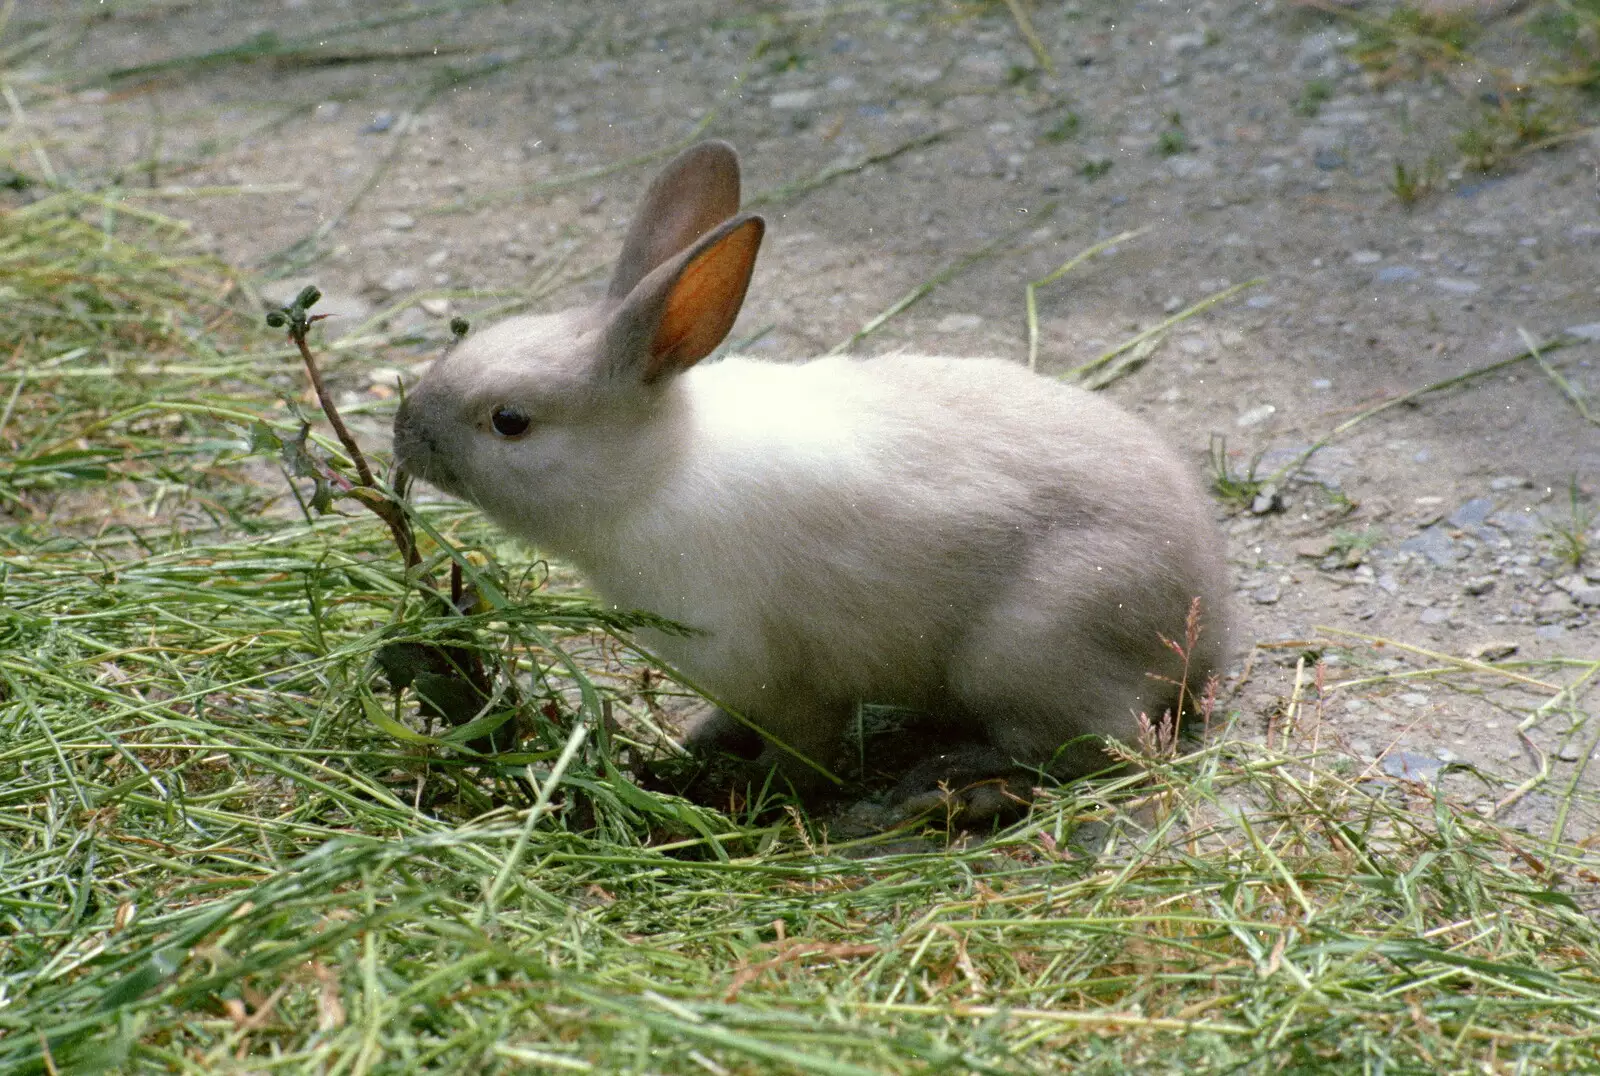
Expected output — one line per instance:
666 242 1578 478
1167 30 1207 54
1562 582 1600 607
1432 277 1480 295
1294 538 1332 559
1489 476 1530 491
1399 526 1462 567
384 213 416 231
1381 751 1444 780
1463 576 1496 596
1349 250 1382 265
1448 497 1494 528
419 297 451 318
1537 592 1577 617
935 313 984 333
1236 403 1277 427
1470 641 1518 661
1375 265 1421 285
1250 485 1283 515
1556 744 1584 763
1418 607 1449 625
1251 583 1282 604
378 267 422 294
1398 692 1431 707
770 90 818 110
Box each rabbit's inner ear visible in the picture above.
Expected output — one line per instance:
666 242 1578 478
607 141 742 300
643 215 764 380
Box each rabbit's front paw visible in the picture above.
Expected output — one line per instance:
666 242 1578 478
888 745 1037 828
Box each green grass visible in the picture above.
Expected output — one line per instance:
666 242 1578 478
1328 1 1600 199
4 128 1600 1076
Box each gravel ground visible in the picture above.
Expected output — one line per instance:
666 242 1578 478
10 0 1600 835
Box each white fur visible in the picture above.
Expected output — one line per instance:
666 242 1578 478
393 141 1231 783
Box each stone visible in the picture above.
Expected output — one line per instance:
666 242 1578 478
1553 575 1600 607
1448 497 1495 528
1381 752 1444 781
1489 476 1531 491
934 313 984 333
1167 30 1208 54
384 213 416 231
1375 266 1421 285
1469 641 1517 661
1487 508 1543 535
770 90 818 110
1252 583 1282 604
1169 156 1217 180
419 297 451 318
1565 322 1600 342
1349 250 1382 265
377 267 422 294
1295 538 1333 559
1236 403 1276 427
1250 485 1283 515
1536 592 1576 618
1399 526 1462 567
1463 576 1496 596
1419 607 1449 625
1433 277 1481 296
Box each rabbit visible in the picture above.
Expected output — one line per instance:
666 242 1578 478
393 139 1232 801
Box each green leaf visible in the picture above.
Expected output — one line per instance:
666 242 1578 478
97 946 183 1011
359 688 442 745
248 421 282 454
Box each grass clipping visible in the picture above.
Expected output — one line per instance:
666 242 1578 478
2 191 1600 1074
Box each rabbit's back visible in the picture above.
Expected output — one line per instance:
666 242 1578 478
580 354 1227 723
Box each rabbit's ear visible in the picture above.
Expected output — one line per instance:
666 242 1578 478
604 213 764 383
607 141 743 300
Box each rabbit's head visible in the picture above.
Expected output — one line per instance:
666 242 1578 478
393 141 764 539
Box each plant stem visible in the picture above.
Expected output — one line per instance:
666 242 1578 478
289 324 419 567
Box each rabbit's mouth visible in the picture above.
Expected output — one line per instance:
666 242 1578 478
392 405 465 500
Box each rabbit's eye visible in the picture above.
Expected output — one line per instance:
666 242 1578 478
490 406 531 438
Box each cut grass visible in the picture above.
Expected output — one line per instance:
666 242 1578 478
3 156 1600 1075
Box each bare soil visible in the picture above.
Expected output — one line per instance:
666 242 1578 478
11 0 1599 835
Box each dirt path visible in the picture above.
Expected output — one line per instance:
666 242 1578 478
11 0 1599 833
